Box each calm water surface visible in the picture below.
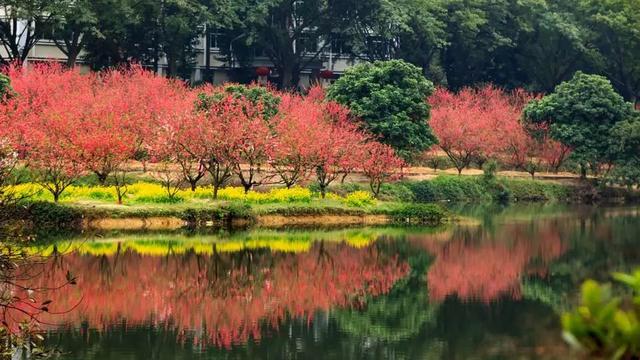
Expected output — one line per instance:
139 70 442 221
28 204 640 359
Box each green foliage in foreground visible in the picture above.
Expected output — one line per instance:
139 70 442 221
562 270 640 359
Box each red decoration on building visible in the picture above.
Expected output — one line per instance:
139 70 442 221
255 66 270 77
319 69 334 79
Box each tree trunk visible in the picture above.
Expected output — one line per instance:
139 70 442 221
580 164 587 180
66 51 79 68
278 62 300 90
95 171 109 185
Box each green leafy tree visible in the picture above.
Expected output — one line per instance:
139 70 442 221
524 72 636 177
516 4 596 92
607 117 640 188
0 73 12 100
84 0 219 78
229 0 348 89
0 0 66 64
196 84 281 120
335 0 448 82
327 60 437 160
440 0 537 89
50 0 99 67
576 0 640 106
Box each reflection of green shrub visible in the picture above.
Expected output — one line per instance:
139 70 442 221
562 270 640 358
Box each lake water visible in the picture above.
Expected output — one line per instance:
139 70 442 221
26 204 640 359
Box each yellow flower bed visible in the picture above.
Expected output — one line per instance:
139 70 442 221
343 191 376 207
6 182 374 207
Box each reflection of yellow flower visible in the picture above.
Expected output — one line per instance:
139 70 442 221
345 234 373 248
27 229 399 257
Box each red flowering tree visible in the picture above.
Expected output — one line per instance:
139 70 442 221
359 142 405 197
541 135 572 174
7 64 91 202
430 86 534 175
270 94 326 188
309 104 367 198
177 89 233 199
224 96 277 193
429 88 492 174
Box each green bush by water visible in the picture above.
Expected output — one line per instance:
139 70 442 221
391 204 449 225
400 176 573 203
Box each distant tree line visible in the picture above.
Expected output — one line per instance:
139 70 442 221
1 0 638 102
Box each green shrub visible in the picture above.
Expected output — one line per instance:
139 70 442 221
330 183 366 197
391 204 448 225
26 202 83 229
501 179 569 202
482 159 499 182
408 176 491 202
378 183 415 202
181 203 255 225
562 270 640 358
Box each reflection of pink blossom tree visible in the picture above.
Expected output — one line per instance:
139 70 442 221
426 225 565 302
32 242 408 349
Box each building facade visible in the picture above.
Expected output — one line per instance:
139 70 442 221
13 29 361 88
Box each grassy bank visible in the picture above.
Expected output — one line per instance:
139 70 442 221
3 175 637 232
2 186 450 232
334 175 639 204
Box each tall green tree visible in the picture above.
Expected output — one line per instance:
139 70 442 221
51 0 99 67
441 0 529 89
334 0 448 81
327 60 437 160
83 0 217 78
607 116 640 187
524 72 636 177
576 0 640 106
516 3 596 93
230 0 348 89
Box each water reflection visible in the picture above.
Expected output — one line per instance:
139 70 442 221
28 205 640 359
34 229 413 349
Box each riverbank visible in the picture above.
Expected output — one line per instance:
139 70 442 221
2 175 637 232
2 200 451 232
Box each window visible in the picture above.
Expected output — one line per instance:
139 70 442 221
367 36 390 58
330 36 352 55
209 31 226 50
298 35 318 54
